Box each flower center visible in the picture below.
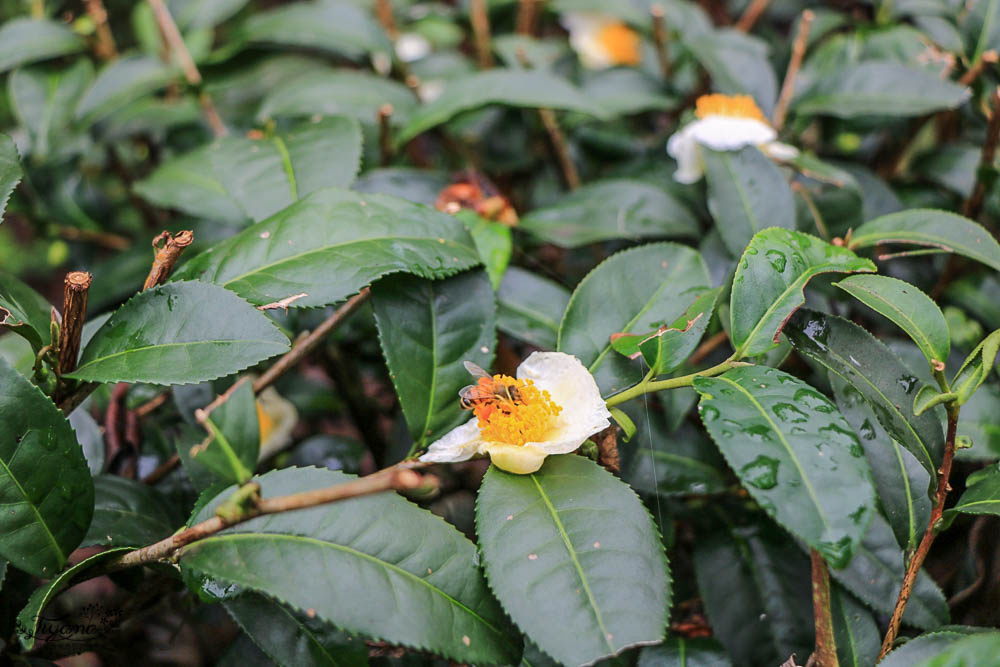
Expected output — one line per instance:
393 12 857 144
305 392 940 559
694 94 767 122
474 376 563 446
596 22 641 66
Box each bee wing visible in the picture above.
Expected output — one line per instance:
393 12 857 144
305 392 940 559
463 361 491 379
458 384 479 399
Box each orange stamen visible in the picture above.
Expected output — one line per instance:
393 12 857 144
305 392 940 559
597 22 641 66
694 93 768 122
474 376 563 446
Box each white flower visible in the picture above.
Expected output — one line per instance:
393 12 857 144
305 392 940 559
256 386 298 461
667 93 799 184
395 32 431 63
420 351 612 474
561 12 641 70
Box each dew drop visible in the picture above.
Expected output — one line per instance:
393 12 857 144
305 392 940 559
700 404 720 422
740 455 780 489
765 249 787 273
773 402 808 423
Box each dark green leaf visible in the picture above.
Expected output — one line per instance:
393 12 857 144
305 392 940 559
82 475 177 547
10 61 93 162
836 275 950 367
0 133 23 218
0 271 51 350
68 281 289 385
703 147 795 257
180 467 519 664
74 56 177 123
372 270 495 451
352 167 450 206
637 638 731 667
881 629 990 666
962 0 1000 62
0 18 86 73
397 69 609 145
257 70 417 126
193 380 259 485
950 463 1000 516
476 455 669 666
519 179 699 248
850 209 1000 273
168 0 250 29
173 188 480 308
211 116 363 221
623 420 727 498
497 267 570 350
581 69 677 116
559 243 713 395
831 585 880 667
0 360 94 578
730 228 875 358
694 366 876 567
68 408 104 476
915 630 1000 666
786 310 945 482
950 329 1000 404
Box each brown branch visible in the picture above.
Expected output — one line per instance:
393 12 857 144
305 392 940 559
469 0 494 69
959 50 998 87
811 549 838 667
142 454 180 485
374 0 398 39
516 0 541 36
378 104 394 166
773 10 814 131
147 0 227 137
651 5 672 80
135 391 170 417
962 86 1000 221
57 272 92 379
595 425 620 474
54 225 131 250
539 108 580 190
84 0 118 60
878 406 959 659
735 0 771 32
143 230 194 290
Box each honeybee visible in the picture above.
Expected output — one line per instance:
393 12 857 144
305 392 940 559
458 361 521 410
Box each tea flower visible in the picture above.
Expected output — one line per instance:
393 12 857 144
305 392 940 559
257 387 298 460
562 13 641 69
420 352 612 474
667 93 799 183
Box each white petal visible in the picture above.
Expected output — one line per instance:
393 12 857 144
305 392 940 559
395 33 431 63
667 124 703 184
419 419 483 463
762 141 800 161
688 116 776 151
562 12 614 69
516 351 611 455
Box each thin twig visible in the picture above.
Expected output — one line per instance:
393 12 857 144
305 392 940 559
959 50 998 87
963 86 1000 221
811 549 838 667
378 104 394 166
142 453 180 485
57 272 91 380
469 0 494 69
878 405 959 659
54 225 131 250
135 391 170 417
147 0 227 137
735 0 771 32
143 230 194 290
516 0 541 36
773 10 814 131
84 0 118 60
374 0 398 39
651 5 672 80
792 182 829 240
539 108 580 190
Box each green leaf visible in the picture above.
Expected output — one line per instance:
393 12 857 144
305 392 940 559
0 271 52 350
67 281 289 385
831 586 880 667
683 29 777 116
82 475 177 548
951 463 1000 516
173 188 480 308
950 329 1000 404
224 592 369 666
193 380 259 485
913 385 956 416
849 209 1000 273
496 267 570 350
460 211 512 290
836 275 950 368
730 228 876 359
608 407 636 441
915 631 1000 666
623 419 728 498
694 366 876 567
10 61 94 162
0 18 86 73
519 179 699 248
793 63 971 118
257 70 417 126
74 56 177 123
16 547 133 651
703 147 796 257
0 133 23 218
0 360 94 578
372 270 495 450
68 408 105 476
180 467 519 664
881 631 987 666
133 144 247 225
962 0 1000 63
786 310 945 483
168 0 250 29
476 455 669 666
211 116 363 221
396 69 609 145
637 638 731 666
830 373 931 551
558 243 713 395
829 512 948 630
581 69 678 116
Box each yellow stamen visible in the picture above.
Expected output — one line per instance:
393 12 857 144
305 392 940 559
474 376 562 446
694 93 767 122
596 22 641 66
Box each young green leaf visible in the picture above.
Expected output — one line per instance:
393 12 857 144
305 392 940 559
703 147 796 257
0 360 94 578
372 270 495 451
608 407 636 441
67 282 290 385
730 228 876 358
950 463 1000 516
0 18 86 73
459 211 512 290
173 188 481 308
180 467 520 665
497 267 570 350
694 366 876 568
785 309 945 483
836 275 950 369
913 385 957 416
0 133 22 218
950 329 1000 404
849 209 1000 273
82 475 177 548
558 243 713 395
210 116 363 221
476 455 670 666
192 380 259 485
0 271 52 350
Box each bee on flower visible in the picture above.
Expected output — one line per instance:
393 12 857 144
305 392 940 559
561 13 642 69
419 352 612 474
667 93 799 184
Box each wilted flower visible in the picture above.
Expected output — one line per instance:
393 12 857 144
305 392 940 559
562 13 641 69
667 93 798 183
420 352 611 474
257 386 298 460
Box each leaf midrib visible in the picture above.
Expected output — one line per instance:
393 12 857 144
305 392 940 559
0 431 64 565
850 230 1000 271
72 338 286 374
